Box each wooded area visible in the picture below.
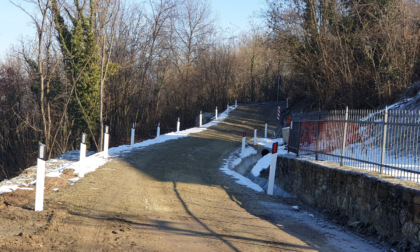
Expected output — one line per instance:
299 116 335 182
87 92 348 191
0 0 282 180
0 0 419 180
266 0 420 109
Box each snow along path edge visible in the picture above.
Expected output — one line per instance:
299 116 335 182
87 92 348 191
0 106 236 194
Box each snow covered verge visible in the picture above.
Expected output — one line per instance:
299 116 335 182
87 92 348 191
220 138 386 251
0 107 235 195
220 137 294 197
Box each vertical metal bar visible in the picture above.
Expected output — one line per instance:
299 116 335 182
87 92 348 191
410 111 413 179
381 106 388 174
391 110 396 177
371 109 375 171
399 110 402 178
340 107 349 166
389 110 393 177
315 110 321 160
403 110 406 178
414 111 420 182
407 111 410 180
390 111 393 176
395 110 399 177
401 111 404 178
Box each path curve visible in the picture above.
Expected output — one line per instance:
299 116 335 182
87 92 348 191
0 104 383 251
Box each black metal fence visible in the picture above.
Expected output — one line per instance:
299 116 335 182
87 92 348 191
288 107 420 182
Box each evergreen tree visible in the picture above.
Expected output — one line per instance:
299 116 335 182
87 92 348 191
50 0 100 149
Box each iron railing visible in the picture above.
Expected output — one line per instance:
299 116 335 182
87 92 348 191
288 107 420 182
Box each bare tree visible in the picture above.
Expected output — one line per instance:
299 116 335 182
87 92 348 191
97 0 120 151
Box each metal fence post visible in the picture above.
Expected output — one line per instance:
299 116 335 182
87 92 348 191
340 107 349 166
315 110 321 160
381 106 388 174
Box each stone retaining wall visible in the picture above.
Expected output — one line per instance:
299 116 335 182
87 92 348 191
276 155 420 244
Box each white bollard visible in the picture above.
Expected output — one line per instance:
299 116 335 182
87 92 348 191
199 111 202 127
104 126 109 158
215 106 218 120
177 117 180 133
241 132 246 157
79 133 87 178
267 142 278 195
264 121 268 138
156 122 160 138
35 144 46 212
131 123 135 145
254 126 257 146
235 99 237 107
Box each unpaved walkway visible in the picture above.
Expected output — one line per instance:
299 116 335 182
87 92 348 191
0 104 383 251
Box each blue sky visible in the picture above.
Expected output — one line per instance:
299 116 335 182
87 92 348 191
211 0 266 32
0 0 266 58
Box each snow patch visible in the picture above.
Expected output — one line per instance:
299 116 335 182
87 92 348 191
0 106 235 195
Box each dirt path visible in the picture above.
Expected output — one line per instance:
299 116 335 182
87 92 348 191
0 104 383 251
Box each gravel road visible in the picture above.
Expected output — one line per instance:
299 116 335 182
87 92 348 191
0 104 385 251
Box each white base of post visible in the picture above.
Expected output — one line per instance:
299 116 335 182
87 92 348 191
177 121 180 133
79 143 86 177
215 107 218 120
131 128 135 145
104 133 109 158
227 104 229 114
264 123 268 138
235 99 237 107
35 158 46 211
199 113 202 127
241 136 246 157
254 129 257 145
267 153 278 195
157 126 160 138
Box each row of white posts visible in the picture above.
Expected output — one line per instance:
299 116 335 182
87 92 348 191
131 101 238 144
240 122 278 196
35 101 239 211
35 126 110 211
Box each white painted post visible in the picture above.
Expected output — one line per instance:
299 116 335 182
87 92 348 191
267 142 278 195
35 144 46 212
235 99 237 107
79 133 87 178
177 117 180 133
131 123 135 145
199 111 202 127
254 126 257 146
264 121 268 138
156 122 161 138
215 106 218 120
241 132 246 157
104 126 109 158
